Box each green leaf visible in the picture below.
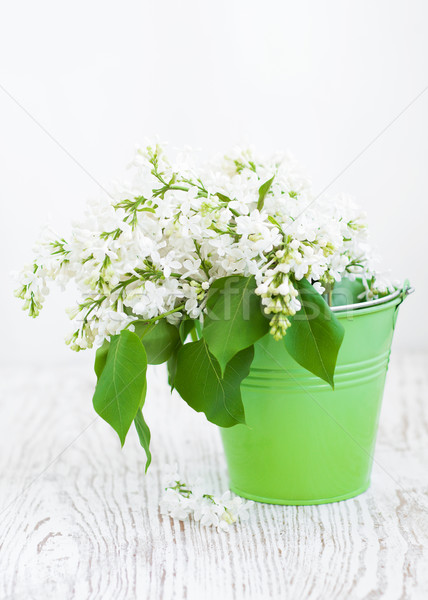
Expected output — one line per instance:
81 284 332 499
202 275 269 375
179 318 196 343
94 339 110 380
133 319 180 364
174 339 254 427
215 192 232 203
167 344 180 390
194 319 202 339
139 377 147 409
285 278 344 388
328 277 366 307
257 175 274 211
134 365 151 471
134 409 152 472
268 215 284 232
92 329 148 446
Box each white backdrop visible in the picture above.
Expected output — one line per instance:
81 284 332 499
1 0 427 366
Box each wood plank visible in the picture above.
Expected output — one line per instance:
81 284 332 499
0 353 427 599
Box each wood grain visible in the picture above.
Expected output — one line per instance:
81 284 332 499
0 353 427 599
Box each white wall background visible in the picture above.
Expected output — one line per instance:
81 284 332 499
1 0 427 367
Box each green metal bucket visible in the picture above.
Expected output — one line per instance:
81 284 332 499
220 291 407 505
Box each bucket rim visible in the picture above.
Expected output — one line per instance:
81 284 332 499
331 285 413 315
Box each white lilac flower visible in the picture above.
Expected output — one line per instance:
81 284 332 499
159 488 193 521
16 143 395 348
162 463 182 487
160 470 252 531
313 281 326 295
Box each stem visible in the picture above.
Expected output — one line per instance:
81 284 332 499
168 185 190 193
194 241 211 279
130 304 185 327
111 276 138 293
202 494 216 504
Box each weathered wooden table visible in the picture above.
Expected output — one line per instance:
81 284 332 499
0 353 427 599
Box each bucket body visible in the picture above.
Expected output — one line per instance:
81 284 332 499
220 296 402 505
